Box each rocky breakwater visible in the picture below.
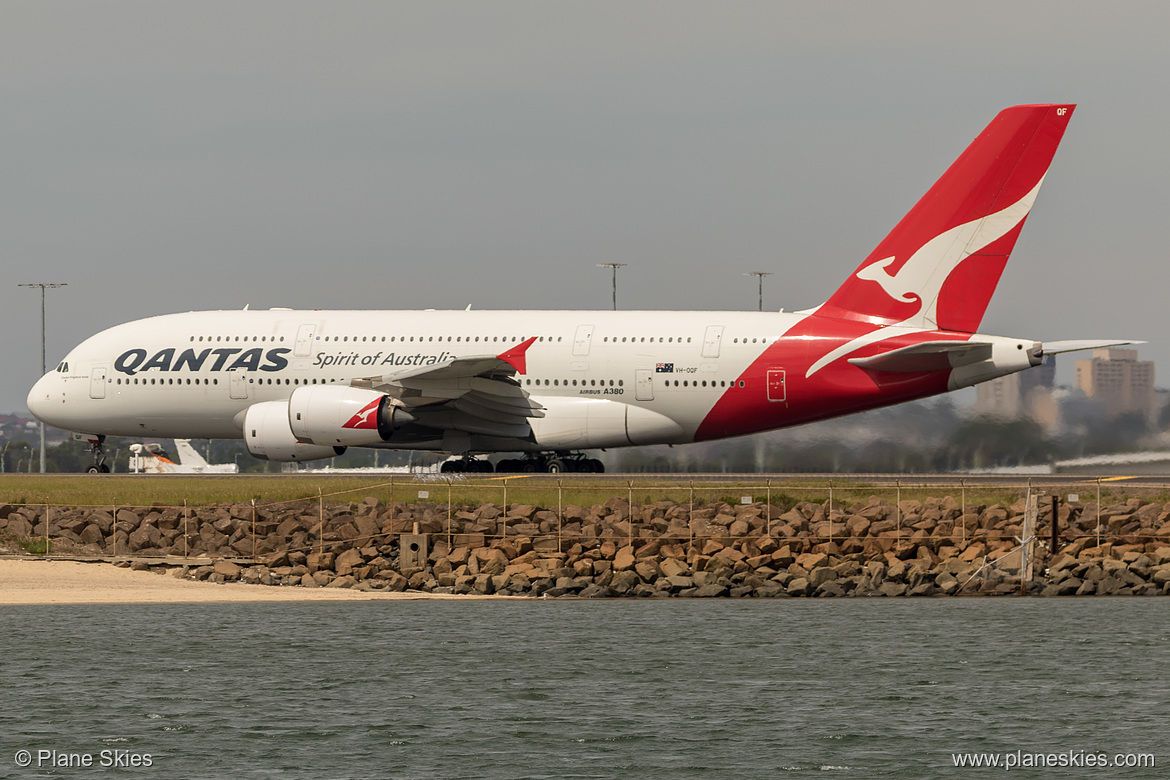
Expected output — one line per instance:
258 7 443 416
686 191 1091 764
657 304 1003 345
2 495 1170 597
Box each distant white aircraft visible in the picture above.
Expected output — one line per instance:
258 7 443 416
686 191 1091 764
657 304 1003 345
128 440 239 474
28 104 1136 474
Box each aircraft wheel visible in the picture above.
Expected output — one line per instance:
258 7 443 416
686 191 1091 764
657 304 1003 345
99 464 110 473
546 458 567 474
86 465 102 474
440 461 460 473
586 458 604 473
520 461 539 473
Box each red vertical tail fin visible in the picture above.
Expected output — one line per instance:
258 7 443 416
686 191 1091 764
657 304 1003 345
816 104 1075 333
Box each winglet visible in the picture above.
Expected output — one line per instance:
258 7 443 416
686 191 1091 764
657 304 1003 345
497 337 538 374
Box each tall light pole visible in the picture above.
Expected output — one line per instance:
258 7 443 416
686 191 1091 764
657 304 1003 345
596 263 627 310
19 282 66 473
744 271 772 312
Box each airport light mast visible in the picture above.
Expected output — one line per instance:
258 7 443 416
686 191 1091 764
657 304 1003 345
19 282 66 473
597 263 627 310
744 271 773 312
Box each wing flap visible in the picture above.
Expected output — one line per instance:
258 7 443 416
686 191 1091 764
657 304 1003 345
410 408 533 439
452 395 544 425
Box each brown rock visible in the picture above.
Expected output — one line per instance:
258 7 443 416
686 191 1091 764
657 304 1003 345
796 552 829 570
808 567 837 588
471 547 509 576
79 523 105 547
354 515 380 543
770 546 796 568
613 546 636 571
786 577 811 597
376 571 409 591
634 559 660 582
728 519 751 537
213 560 241 579
334 548 364 576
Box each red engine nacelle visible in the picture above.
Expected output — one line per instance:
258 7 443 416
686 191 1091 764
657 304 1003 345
288 385 414 447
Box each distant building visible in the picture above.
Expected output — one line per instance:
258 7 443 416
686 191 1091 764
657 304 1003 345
974 355 1057 424
1075 348 1155 420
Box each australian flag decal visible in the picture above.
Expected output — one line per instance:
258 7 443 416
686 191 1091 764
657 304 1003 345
655 363 674 373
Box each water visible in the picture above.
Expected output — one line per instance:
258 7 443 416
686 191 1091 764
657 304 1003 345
1 599 1166 778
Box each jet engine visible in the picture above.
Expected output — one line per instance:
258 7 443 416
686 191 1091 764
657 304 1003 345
243 401 345 462
288 385 415 447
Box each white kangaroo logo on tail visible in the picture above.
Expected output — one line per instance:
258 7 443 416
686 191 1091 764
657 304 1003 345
807 177 1045 378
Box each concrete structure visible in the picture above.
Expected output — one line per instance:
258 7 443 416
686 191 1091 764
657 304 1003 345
1075 348 1155 420
974 355 1057 425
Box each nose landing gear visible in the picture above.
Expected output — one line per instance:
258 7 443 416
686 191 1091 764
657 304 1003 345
80 434 110 474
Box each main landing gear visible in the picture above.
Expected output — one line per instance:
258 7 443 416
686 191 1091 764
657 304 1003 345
439 453 605 474
440 457 494 474
498 454 605 474
84 434 110 474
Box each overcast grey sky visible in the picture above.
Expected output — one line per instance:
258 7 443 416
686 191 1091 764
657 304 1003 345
3 1 1167 414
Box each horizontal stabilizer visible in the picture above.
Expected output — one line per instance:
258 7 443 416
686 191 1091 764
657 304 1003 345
849 340 993 372
1039 339 1144 356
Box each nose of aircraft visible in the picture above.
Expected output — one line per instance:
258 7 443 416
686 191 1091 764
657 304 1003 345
26 372 58 425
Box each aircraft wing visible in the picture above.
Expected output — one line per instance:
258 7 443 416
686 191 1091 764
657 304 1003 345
352 337 544 440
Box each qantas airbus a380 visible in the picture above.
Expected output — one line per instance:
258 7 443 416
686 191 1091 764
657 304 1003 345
28 104 1135 473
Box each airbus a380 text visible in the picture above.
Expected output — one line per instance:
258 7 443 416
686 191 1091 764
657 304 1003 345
27 104 1135 473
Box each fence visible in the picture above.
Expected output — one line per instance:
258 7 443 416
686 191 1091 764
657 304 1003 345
2 476 1168 596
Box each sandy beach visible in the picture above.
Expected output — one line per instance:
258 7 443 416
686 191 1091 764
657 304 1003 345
0 558 466 604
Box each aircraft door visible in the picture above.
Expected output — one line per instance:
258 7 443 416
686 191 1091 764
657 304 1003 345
294 324 317 358
229 367 249 400
573 324 595 356
767 369 787 402
635 369 654 401
89 366 107 399
701 325 724 358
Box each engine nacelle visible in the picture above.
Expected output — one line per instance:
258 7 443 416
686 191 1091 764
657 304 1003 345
243 401 345 462
288 385 415 447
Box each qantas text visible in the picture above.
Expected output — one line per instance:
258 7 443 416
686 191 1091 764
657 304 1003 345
115 347 291 376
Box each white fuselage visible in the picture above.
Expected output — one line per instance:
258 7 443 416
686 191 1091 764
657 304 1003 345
27 307 1036 457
